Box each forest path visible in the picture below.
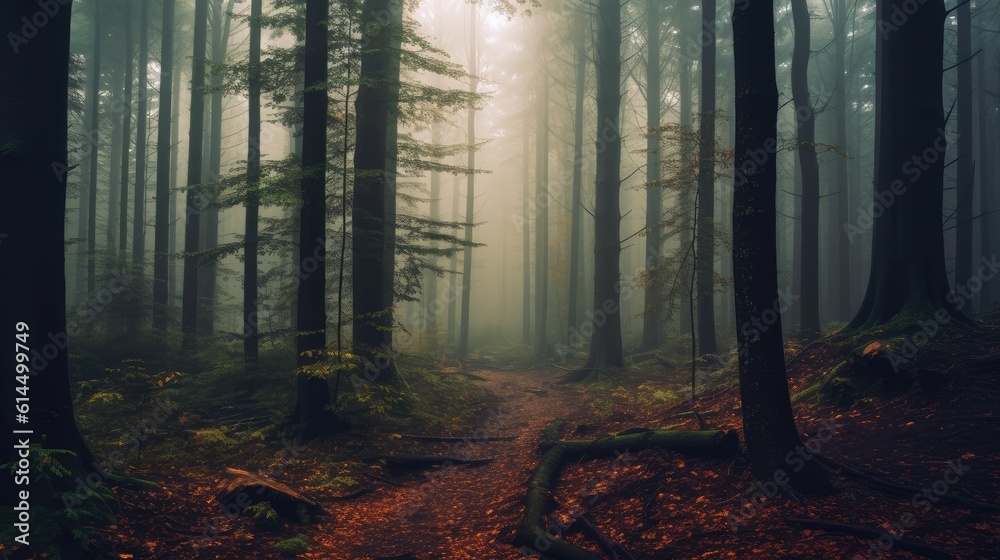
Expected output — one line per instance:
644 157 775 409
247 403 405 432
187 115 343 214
313 366 593 560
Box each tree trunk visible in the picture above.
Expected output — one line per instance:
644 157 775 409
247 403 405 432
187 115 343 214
458 1 478 356
153 0 175 332
639 0 663 352
133 0 149 268
568 14 586 345
448 174 460 346
0 0 96 469
534 72 549 357
678 19 693 336
978 41 993 308
87 0 102 296
119 0 134 256
732 0 829 491
425 121 442 350
955 0 973 304
848 0 974 331
244 0 262 379
353 0 403 381
792 0 821 337
181 0 209 350
107 64 123 252
294 0 336 437
522 117 532 345
833 0 851 320
696 0 717 355
583 0 625 371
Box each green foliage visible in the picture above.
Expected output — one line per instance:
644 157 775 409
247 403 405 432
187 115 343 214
273 536 311 556
244 501 281 529
0 448 116 559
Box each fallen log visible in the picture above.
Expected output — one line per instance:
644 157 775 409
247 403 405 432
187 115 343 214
363 455 495 471
542 429 739 460
785 517 956 560
218 467 322 520
399 433 517 443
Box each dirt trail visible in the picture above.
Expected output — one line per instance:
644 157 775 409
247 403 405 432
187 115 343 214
310 367 592 560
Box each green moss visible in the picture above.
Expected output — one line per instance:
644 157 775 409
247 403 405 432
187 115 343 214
273 536 310 556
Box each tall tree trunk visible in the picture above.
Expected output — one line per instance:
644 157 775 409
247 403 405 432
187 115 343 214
696 0 717 354
199 0 235 336
353 0 403 381
955 0 973 301
568 13 585 344
119 0 134 256
583 0 625 371
522 117 532 344
978 42 993 308
792 0 820 337
294 0 337 437
449 174 460 346
108 64 123 252
245 0 262 378
534 72 549 357
181 0 209 350
0 0 96 470
133 0 149 268
153 0 176 332
848 0 973 331
458 1 478 356
639 0 662 352
678 17 693 336
87 0 102 296
168 65 182 311
833 0 851 320
731 0 829 492
424 120 443 351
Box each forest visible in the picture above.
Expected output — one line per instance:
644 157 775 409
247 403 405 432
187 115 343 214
1 0 1000 557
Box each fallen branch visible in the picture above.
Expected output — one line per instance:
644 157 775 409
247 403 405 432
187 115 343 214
363 455 495 470
399 433 517 443
785 517 956 560
542 429 740 460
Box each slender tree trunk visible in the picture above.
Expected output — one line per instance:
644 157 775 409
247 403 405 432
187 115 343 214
534 72 549 357
522 117 532 344
181 0 210 350
153 0 176 332
833 0 851 320
294 0 336 437
449 174 460 346
353 0 403 381
978 43 993 308
679 19 693 336
792 0 821 337
458 1 478 356
133 0 149 268
0 0 96 470
955 0 973 300
244 0 262 378
848 0 973 331
108 64 123 252
583 0 625 371
119 0 133 256
424 120 442 351
696 0 717 354
568 14 585 344
87 0 102 295
168 65 182 310
732 0 829 492
639 0 662 351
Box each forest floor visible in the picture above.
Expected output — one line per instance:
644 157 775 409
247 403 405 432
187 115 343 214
94 329 1000 560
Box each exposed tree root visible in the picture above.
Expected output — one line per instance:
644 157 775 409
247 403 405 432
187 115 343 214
515 428 739 559
817 454 1000 513
785 517 957 559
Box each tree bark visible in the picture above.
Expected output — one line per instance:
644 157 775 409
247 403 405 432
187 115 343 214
833 0 852 320
522 117 532 345
792 0 821 337
87 0 102 296
639 0 663 352
568 13 586 345
244 0 262 379
119 0 134 256
534 72 549 357
133 0 149 268
293 0 336 437
0 0 96 469
955 0 973 304
153 0 176 332
458 1 478 357
978 41 993 308
696 0 717 354
181 0 210 350
847 0 974 332
583 0 625 371
732 0 830 491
